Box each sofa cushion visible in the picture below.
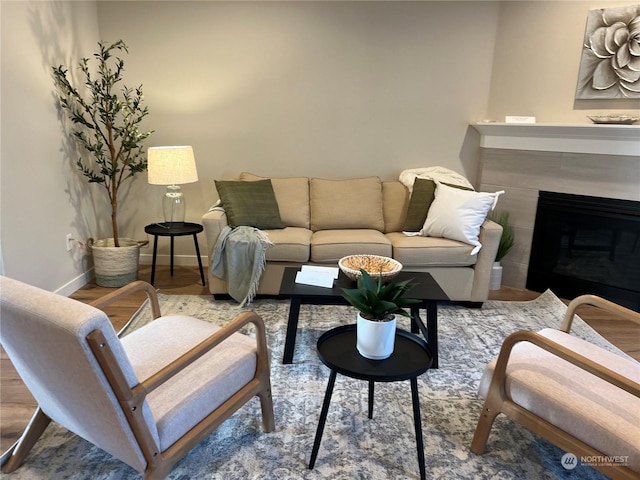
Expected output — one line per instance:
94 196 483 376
403 178 474 232
420 182 503 255
382 181 410 233
478 328 640 472
310 177 384 232
385 232 477 266
214 179 284 230
310 229 392 263
239 172 310 229
263 227 311 263
403 178 437 232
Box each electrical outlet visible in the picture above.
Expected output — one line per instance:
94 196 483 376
66 234 73 252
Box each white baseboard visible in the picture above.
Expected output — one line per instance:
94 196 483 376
57 255 208 296
139 254 209 267
56 270 93 297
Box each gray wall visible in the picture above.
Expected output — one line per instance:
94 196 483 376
1 1 636 294
1 1 100 294
488 1 639 122
96 1 499 235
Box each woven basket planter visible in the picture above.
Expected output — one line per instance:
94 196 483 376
88 238 142 288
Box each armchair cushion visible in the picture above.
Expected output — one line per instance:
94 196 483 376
478 328 640 471
121 315 257 451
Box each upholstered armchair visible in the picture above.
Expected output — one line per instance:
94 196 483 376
0 277 274 479
470 294 640 480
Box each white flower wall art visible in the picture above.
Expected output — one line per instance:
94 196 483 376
576 4 640 99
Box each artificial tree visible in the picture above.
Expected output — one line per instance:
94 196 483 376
53 40 153 247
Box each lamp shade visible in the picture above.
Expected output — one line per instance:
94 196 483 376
147 146 198 185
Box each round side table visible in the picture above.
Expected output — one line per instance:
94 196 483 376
144 222 205 286
309 324 433 479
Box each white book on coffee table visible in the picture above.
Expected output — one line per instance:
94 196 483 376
295 265 339 288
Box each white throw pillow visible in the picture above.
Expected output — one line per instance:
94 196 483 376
420 181 504 254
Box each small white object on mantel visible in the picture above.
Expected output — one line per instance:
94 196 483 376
505 116 536 124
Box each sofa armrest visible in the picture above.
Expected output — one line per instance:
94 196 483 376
202 209 229 261
470 219 503 301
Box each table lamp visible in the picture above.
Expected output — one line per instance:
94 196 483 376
147 146 198 225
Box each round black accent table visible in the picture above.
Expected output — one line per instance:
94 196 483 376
144 222 205 286
309 324 433 479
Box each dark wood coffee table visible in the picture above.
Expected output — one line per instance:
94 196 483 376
278 267 449 367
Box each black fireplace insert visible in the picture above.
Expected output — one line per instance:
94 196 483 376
527 191 640 311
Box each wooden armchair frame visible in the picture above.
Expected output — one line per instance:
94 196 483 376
470 294 640 480
3 281 274 479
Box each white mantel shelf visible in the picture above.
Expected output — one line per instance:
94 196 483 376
471 122 640 157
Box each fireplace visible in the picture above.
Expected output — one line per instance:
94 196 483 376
527 191 640 311
474 122 640 296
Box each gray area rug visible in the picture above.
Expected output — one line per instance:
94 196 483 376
8 290 623 479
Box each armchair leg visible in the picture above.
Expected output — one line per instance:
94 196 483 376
470 401 500 455
259 386 275 433
2 407 51 473
143 463 174 480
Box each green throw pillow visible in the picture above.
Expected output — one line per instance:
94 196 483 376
215 179 284 230
403 178 437 231
402 178 473 232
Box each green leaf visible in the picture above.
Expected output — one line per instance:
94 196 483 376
52 39 153 243
488 210 515 261
342 269 419 321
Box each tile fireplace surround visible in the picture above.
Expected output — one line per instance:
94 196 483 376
472 122 640 289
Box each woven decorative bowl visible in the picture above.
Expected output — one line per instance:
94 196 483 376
338 255 403 282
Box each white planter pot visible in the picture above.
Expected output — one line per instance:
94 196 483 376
490 261 503 290
356 313 397 360
89 238 141 288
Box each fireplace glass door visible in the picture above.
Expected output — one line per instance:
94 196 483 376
527 191 640 311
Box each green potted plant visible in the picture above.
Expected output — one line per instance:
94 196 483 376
53 40 153 287
488 210 515 290
342 270 420 359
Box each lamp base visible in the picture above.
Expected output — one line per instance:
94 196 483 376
163 185 186 225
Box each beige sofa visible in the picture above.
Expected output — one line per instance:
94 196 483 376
202 173 503 303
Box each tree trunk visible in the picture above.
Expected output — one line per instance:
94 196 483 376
111 200 119 247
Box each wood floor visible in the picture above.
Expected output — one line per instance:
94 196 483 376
2 265 638 457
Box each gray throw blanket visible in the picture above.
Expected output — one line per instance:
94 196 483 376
210 226 273 306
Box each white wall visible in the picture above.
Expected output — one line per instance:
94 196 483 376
4 1 635 293
488 0 640 123
1 1 101 294
96 0 500 258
